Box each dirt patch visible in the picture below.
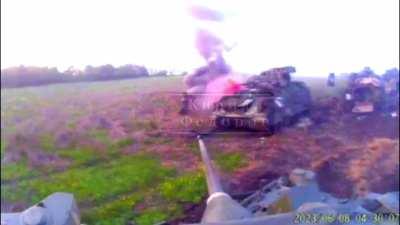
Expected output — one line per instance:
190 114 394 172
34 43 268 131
230 170 282 194
179 113 399 201
314 136 343 149
169 201 207 225
313 156 355 198
347 138 399 195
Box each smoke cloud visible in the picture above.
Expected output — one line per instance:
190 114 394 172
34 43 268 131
188 3 246 105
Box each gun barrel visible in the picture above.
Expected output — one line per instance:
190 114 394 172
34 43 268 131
197 135 223 195
197 135 253 222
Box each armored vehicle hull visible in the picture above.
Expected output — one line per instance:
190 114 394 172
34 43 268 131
344 74 385 114
212 67 312 133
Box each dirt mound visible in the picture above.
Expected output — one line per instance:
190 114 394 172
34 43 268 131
348 138 399 195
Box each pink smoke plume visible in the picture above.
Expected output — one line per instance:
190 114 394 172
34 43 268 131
189 4 227 65
204 74 247 104
189 3 245 107
195 29 224 62
189 5 224 22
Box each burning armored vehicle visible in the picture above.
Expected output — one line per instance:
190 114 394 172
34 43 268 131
212 66 312 133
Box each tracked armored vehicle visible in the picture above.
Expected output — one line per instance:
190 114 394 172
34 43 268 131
213 66 312 133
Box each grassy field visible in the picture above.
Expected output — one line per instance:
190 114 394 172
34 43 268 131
1 76 211 225
2 74 396 225
1 75 264 224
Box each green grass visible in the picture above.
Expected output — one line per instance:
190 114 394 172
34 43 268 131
214 152 248 173
3 167 207 225
2 169 207 225
82 172 206 225
58 147 101 167
134 209 168 225
32 154 174 204
40 134 135 169
112 138 135 149
1 139 6 160
39 134 57 152
89 129 110 145
1 160 37 181
159 172 206 203
83 193 144 225
88 129 135 155
2 154 173 202
1 76 209 224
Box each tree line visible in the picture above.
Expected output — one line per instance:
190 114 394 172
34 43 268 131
0 64 159 88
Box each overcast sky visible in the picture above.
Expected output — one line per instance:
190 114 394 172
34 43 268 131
1 0 399 76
